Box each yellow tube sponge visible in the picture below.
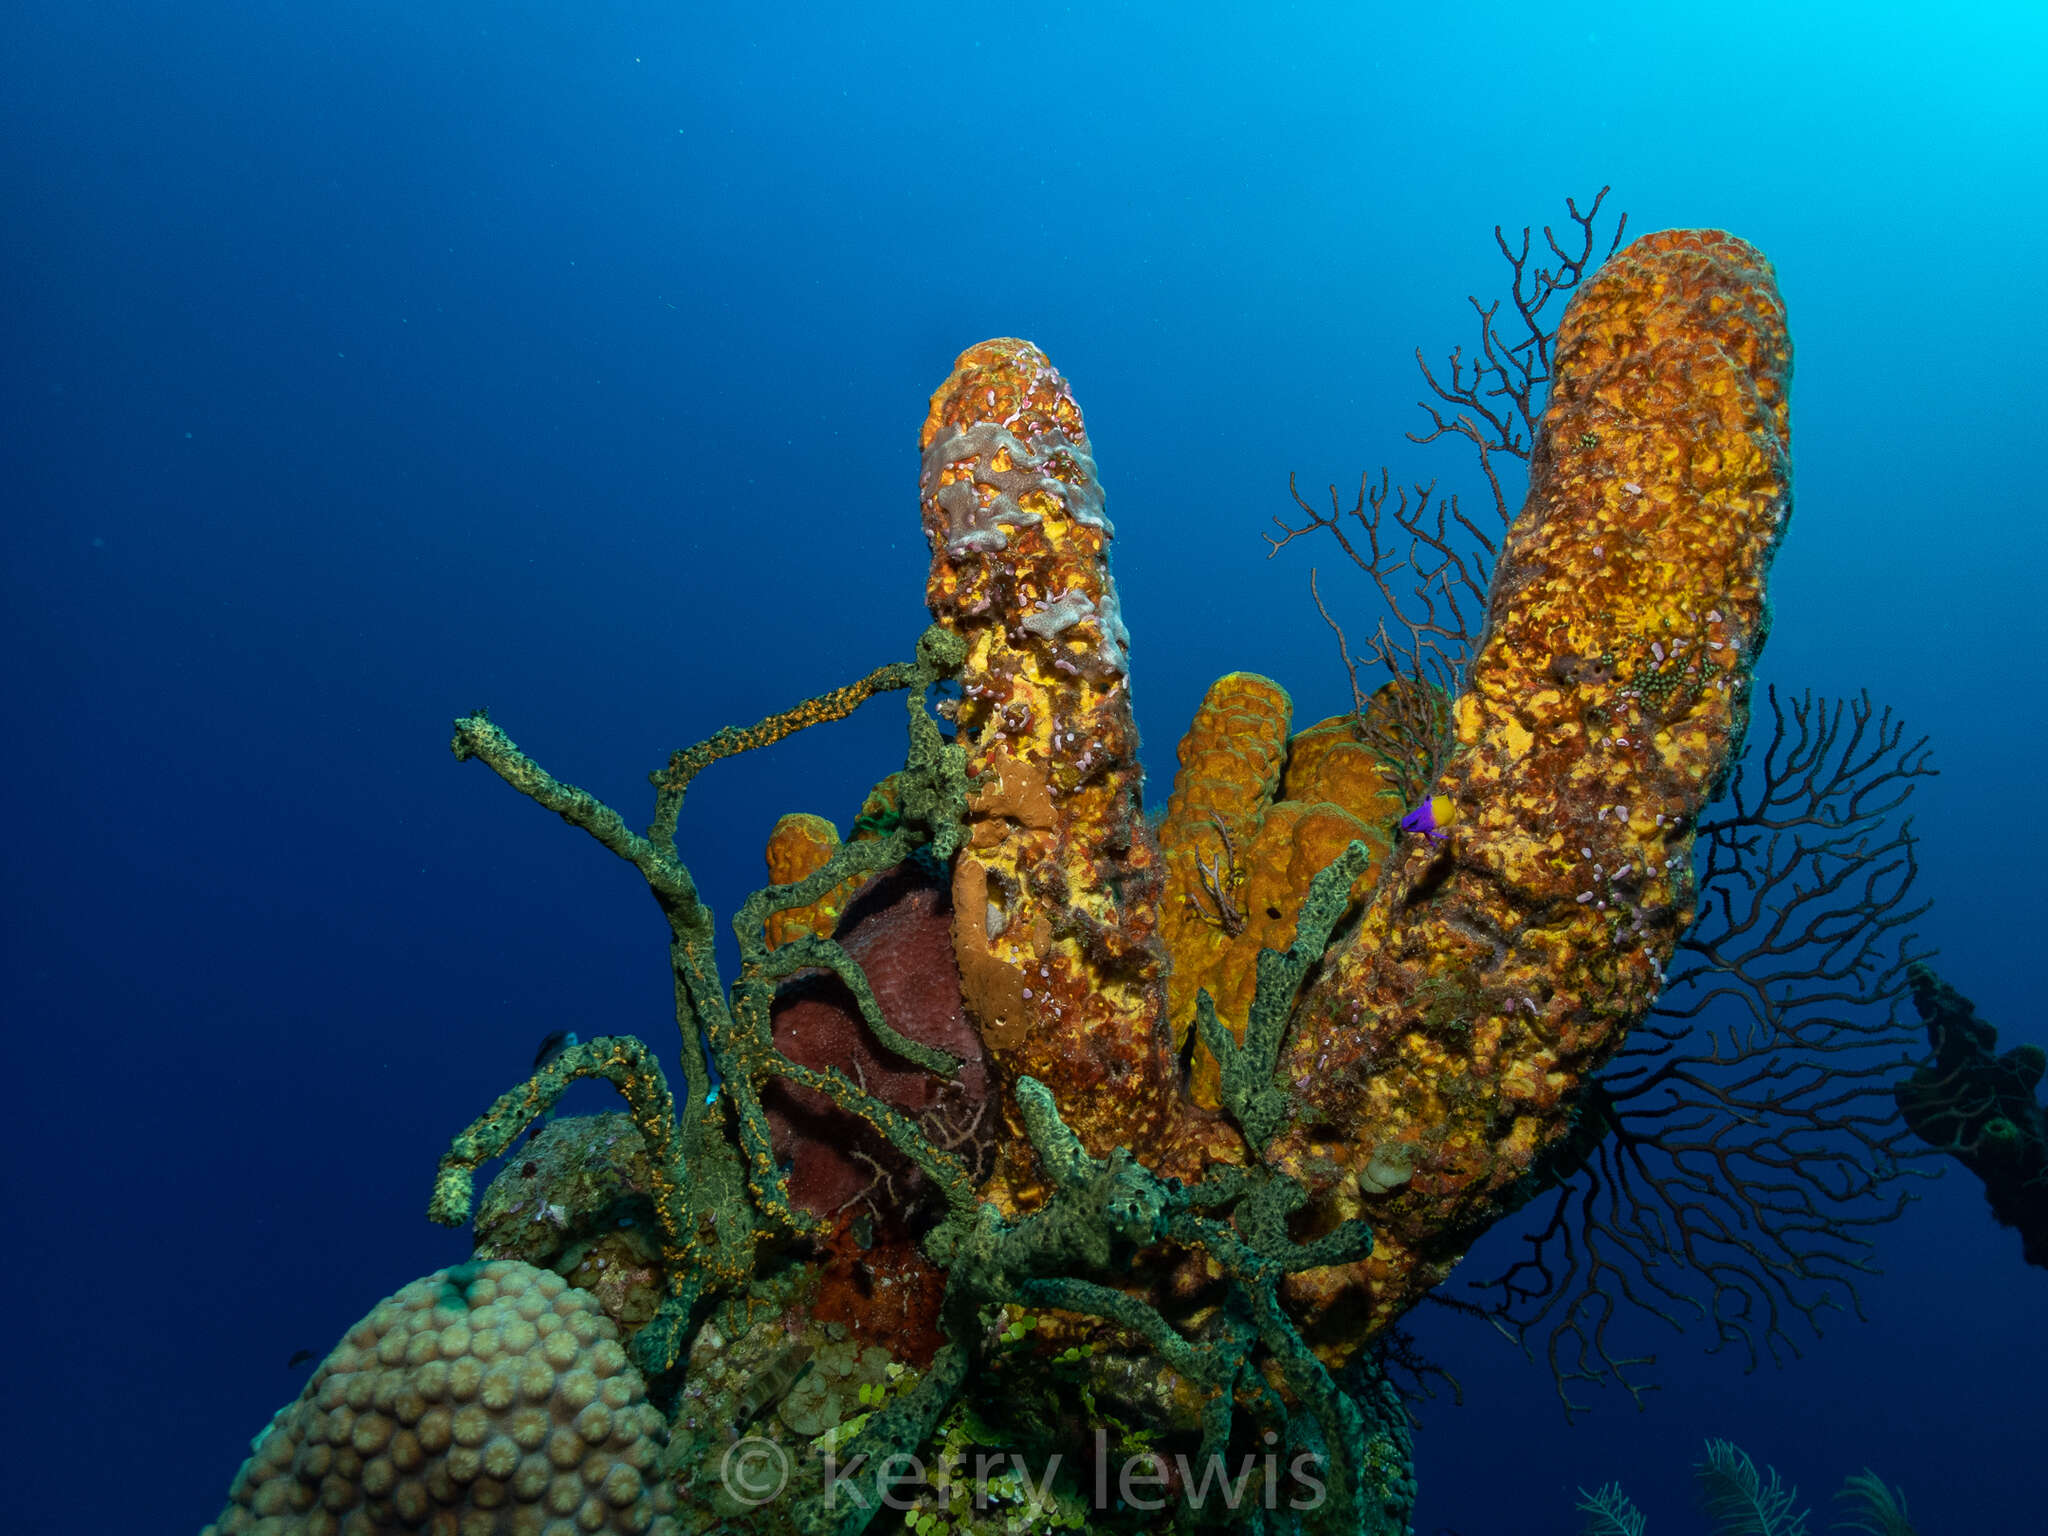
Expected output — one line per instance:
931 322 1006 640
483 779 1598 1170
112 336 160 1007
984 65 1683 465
1266 229 1794 1351
920 339 1177 1206
1157 677 1402 1107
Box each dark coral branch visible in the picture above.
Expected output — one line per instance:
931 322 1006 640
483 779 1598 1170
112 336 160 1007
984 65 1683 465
1409 185 1625 473
1268 190 1625 814
1182 813 1251 938
1267 470 1499 698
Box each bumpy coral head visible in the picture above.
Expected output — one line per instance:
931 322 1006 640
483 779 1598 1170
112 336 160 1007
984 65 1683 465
202 1259 678 1535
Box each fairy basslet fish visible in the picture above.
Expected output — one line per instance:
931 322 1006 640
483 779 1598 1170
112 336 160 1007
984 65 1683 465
1400 794 1456 843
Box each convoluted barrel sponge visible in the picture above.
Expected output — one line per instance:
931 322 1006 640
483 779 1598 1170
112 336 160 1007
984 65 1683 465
202 1259 678 1536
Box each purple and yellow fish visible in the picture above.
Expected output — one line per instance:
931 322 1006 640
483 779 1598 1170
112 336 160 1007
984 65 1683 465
1399 794 1456 845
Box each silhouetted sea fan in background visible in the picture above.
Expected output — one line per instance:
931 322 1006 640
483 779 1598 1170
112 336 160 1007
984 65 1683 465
1465 688 1935 1412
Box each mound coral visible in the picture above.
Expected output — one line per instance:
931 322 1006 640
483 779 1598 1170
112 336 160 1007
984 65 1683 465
202 1259 676 1535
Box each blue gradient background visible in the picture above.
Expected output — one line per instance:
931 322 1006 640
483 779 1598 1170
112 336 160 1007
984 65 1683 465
5 4 2042 1531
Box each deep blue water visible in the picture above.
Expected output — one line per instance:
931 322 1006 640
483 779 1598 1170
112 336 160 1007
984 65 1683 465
5 4 2043 1532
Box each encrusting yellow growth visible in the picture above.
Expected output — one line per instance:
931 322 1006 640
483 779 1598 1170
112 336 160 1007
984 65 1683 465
1265 228 1794 1352
1156 674 1403 1107
919 339 1178 1206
